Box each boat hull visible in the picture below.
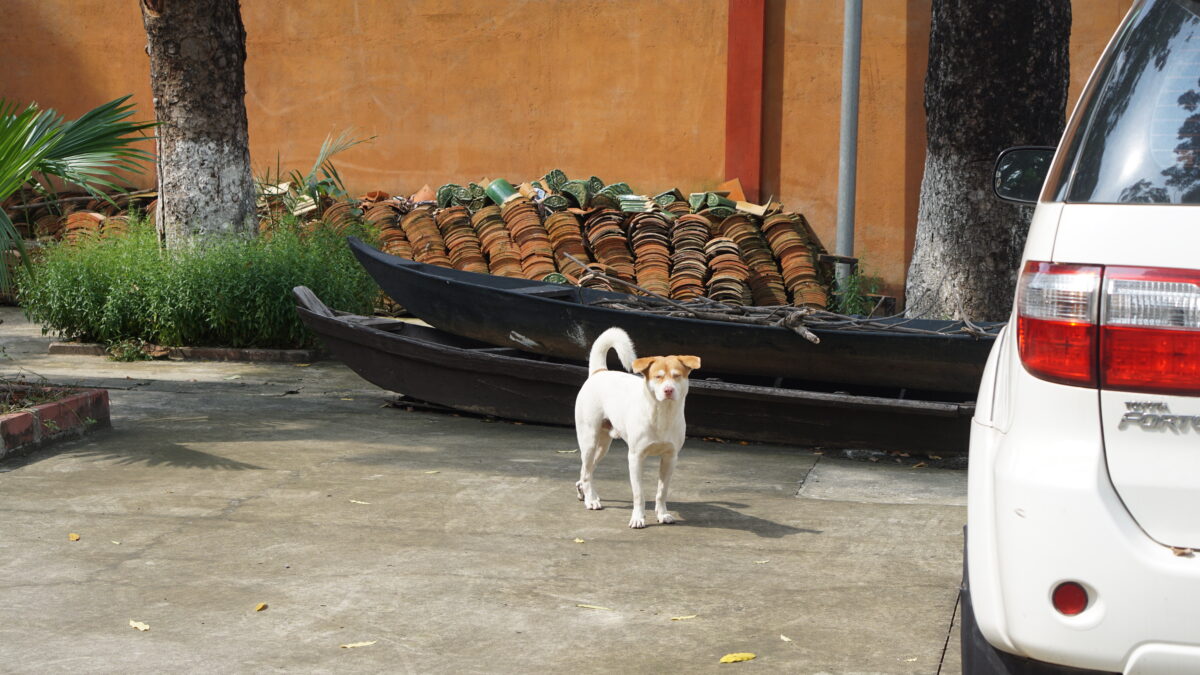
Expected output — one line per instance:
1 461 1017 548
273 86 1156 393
348 237 996 394
295 286 973 454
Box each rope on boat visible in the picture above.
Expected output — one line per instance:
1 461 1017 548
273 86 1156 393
562 253 1003 341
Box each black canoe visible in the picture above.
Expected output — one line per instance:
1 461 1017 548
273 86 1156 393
348 237 999 394
294 286 974 454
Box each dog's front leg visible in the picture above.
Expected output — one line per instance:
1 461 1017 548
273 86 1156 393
655 452 676 524
627 450 646 529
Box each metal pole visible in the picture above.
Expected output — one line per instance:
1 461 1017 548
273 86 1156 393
835 0 862 289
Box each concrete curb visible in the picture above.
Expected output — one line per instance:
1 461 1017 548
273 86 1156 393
0 387 111 461
48 342 318 363
47 343 107 356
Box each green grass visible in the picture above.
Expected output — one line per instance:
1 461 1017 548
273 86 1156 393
831 263 884 316
18 217 379 349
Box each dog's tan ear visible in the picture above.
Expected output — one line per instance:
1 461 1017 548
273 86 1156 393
632 357 656 376
677 355 701 371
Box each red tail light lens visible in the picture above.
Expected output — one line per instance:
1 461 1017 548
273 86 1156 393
1017 262 1200 394
1017 262 1102 387
1100 266 1200 395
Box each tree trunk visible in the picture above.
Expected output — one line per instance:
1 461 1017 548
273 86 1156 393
905 1 1070 321
141 0 254 248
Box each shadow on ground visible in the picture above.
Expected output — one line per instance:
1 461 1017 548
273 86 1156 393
584 498 822 538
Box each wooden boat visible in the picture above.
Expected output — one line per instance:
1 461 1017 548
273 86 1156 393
294 286 974 454
348 237 999 394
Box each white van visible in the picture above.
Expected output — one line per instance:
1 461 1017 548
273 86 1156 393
964 0 1200 672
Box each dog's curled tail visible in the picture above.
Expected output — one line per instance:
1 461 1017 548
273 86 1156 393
588 327 636 374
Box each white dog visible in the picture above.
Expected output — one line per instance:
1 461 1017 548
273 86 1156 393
574 327 700 528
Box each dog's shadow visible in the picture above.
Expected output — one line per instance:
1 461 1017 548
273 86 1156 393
607 500 820 538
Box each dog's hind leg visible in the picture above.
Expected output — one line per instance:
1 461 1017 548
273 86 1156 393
655 453 677 524
576 427 611 510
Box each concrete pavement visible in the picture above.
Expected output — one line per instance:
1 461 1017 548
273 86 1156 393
1 306 965 674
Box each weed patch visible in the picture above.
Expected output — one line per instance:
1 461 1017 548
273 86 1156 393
18 217 379 349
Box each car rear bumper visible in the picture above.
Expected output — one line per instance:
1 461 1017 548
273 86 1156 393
969 402 1200 673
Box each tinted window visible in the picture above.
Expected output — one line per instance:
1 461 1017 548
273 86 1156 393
1064 0 1200 204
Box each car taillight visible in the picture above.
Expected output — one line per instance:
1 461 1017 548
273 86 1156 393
1101 266 1200 395
1017 261 1101 387
1017 261 1200 395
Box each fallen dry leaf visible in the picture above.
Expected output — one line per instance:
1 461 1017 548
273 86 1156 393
719 652 756 663
68 533 80 541
340 397 354 401
223 375 241 380
1171 547 1194 557
424 470 439 474
573 538 585 544
254 603 268 612
340 641 376 649
129 620 150 632
753 560 769 564
295 363 312 367
670 615 697 621
929 454 943 460
349 500 370 505
111 541 121 545
912 462 928 469
576 604 612 611
780 634 793 642
556 449 578 454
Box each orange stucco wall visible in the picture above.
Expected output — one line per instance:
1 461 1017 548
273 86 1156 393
0 0 1132 296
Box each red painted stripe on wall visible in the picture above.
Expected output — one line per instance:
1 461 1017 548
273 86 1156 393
725 0 765 203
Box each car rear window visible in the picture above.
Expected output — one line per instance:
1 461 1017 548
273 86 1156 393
1061 0 1200 204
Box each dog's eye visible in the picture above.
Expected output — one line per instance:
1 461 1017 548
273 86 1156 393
654 373 664 379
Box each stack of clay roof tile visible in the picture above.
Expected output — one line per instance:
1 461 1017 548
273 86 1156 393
501 197 557 281
434 206 489 274
62 211 105 245
399 207 452 267
668 214 711 300
628 212 672 297
583 209 636 283
719 214 789 306
578 263 617 291
763 213 827 308
364 202 414 258
470 205 524 278
2 176 836 311
544 211 591 280
320 201 360 234
704 236 750 305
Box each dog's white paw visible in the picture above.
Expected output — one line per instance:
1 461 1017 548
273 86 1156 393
575 481 585 501
585 497 603 510
657 513 676 524
629 514 646 529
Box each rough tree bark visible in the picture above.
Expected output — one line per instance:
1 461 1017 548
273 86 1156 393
904 1 1071 321
141 0 255 248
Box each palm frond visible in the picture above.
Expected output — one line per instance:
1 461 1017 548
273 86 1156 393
0 96 153 293
0 102 63 200
0 209 30 293
37 95 155 200
306 129 370 179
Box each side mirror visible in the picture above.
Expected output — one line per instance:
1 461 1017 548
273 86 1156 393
994 146 1056 204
